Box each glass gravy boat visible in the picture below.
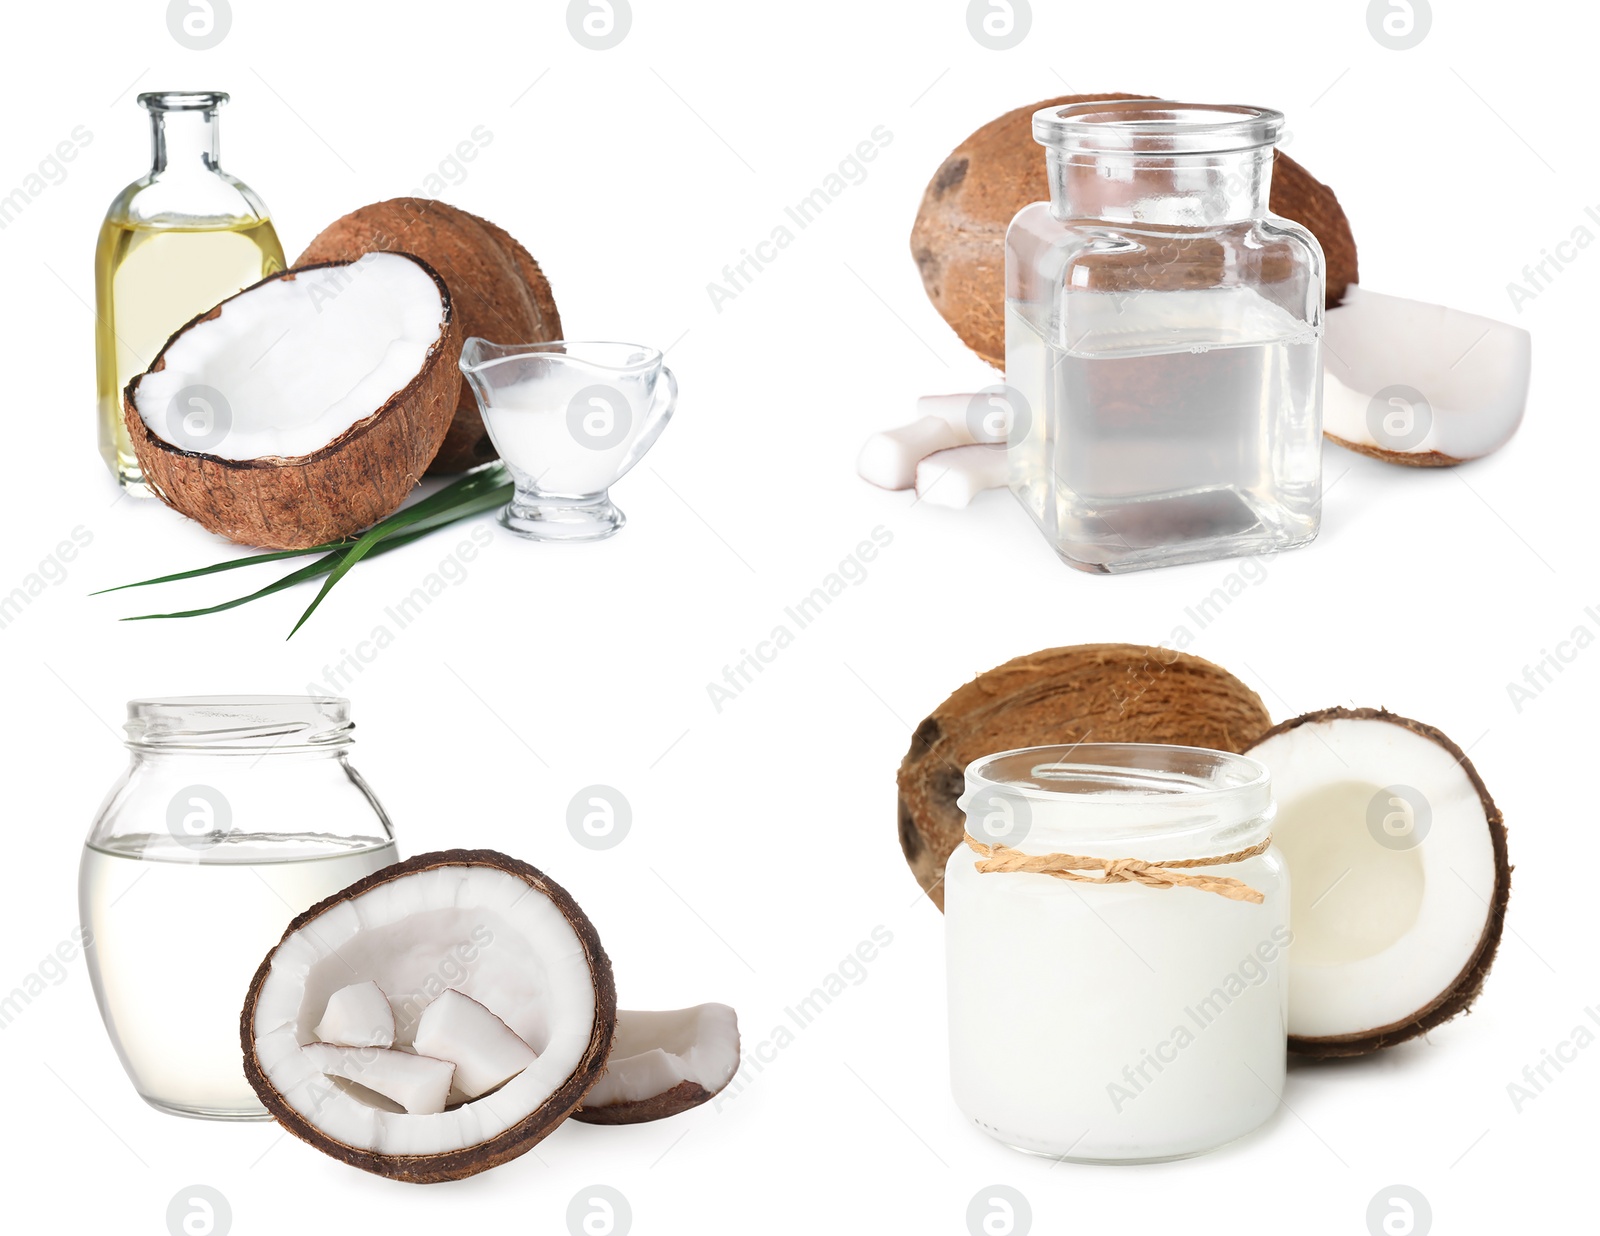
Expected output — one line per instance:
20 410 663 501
460 339 677 541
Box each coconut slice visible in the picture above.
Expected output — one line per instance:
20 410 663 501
1322 286 1531 466
300 1043 454 1115
243 850 615 1182
414 990 537 1099
573 1004 741 1124
126 253 460 550
314 980 397 1048
1246 708 1510 1057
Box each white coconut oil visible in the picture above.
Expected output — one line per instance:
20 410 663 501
81 834 397 1119
475 373 646 496
945 745 1289 1162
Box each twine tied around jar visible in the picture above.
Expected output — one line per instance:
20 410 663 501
963 832 1273 904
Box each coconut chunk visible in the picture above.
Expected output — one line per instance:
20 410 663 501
857 415 971 490
912 392 1014 443
1247 708 1510 1056
915 443 1007 508
574 1004 741 1124
1322 285 1531 466
413 990 537 1099
314 980 397 1049
300 1043 454 1115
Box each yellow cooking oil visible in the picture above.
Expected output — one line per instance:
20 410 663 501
94 216 284 490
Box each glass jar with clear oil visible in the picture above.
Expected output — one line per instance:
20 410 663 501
1006 101 1324 574
95 91 284 493
79 698 399 1120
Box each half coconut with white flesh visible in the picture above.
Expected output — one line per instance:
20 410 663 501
574 1003 741 1124
1322 285 1531 466
125 253 461 550
1246 708 1511 1057
243 850 616 1183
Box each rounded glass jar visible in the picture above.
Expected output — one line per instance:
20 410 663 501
1005 100 1324 574
944 743 1288 1163
79 697 398 1120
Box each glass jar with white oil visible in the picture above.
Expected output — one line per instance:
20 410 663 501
945 743 1288 1162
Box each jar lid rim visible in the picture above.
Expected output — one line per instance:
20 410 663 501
137 91 229 112
961 743 1273 855
124 695 353 750
1033 100 1284 155
965 742 1270 806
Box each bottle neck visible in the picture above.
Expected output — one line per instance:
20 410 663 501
1046 147 1274 227
151 107 220 176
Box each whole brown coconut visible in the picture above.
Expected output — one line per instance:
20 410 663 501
899 644 1273 908
910 94 1360 368
125 258 460 551
298 199 563 473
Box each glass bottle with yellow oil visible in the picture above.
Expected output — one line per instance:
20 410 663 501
95 91 285 493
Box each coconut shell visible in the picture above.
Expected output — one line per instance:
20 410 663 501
241 849 617 1184
909 94 1360 369
1248 707 1512 1058
898 644 1273 909
125 257 460 551
1324 438 1465 469
297 198 563 473
572 1079 718 1125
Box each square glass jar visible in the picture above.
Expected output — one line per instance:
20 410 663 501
1005 101 1325 573
944 743 1288 1162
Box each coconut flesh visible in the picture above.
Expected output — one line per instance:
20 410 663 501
133 253 446 460
126 254 460 550
1246 708 1510 1056
414 989 538 1101
313 980 396 1048
1322 286 1531 465
298 1043 455 1116
574 1004 741 1124
244 850 615 1182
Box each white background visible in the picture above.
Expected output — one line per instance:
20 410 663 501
0 0 1591 1232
